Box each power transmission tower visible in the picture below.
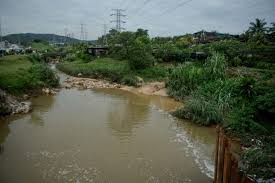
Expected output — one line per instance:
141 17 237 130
103 24 108 45
64 28 68 43
80 23 86 41
110 9 126 32
0 16 2 42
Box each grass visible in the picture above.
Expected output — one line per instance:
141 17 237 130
0 55 59 94
31 42 54 52
57 58 168 85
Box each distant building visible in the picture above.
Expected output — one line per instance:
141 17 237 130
86 46 108 57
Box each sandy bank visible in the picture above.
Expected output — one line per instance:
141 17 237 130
63 76 168 97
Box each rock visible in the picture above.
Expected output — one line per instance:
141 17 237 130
78 73 82 77
23 94 30 100
42 88 50 94
42 88 56 95
0 89 32 116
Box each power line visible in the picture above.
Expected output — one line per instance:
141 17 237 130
110 9 126 32
132 0 193 29
160 0 193 16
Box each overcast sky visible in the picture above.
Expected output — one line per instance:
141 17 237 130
1 0 275 39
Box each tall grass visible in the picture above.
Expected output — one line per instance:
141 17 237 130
167 52 228 100
173 79 236 125
166 64 205 100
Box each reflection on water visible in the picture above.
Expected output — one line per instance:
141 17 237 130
0 88 215 183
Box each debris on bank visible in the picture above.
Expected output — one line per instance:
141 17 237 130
63 77 122 89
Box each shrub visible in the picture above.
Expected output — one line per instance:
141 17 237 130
28 53 43 63
0 63 59 94
28 64 59 87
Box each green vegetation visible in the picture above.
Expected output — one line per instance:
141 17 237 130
169 52 275 179
128 36 154 70
57 57 167 85
31 42 54 52
0 55 59 94
57 58 129 82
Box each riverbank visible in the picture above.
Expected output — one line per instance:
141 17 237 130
56 58 168 86
0 55 59 116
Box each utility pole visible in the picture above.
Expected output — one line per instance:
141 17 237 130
103 24 108 45
110 9 126 32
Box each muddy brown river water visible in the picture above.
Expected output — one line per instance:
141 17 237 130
0 72 216 183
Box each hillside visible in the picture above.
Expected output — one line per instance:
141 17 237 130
2 33 81 45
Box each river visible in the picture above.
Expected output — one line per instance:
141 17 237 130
0 71 216 183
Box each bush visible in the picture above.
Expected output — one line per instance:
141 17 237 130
28 53 43 63
0 63 59 94
28 64 59 87
128 36 154 70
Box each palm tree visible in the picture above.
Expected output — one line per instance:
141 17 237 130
269 22 275 34
248 18 268 35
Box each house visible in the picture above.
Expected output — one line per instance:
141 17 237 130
86 46 108 57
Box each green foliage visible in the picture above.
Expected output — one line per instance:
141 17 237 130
135 65 168 81
28 53 43 63
173 79 236 125
58 58 168 86
0 56 59 94
204 52 227 80
208 40 247 61
154 42 189 63
167 52 228 100
166 64 205 100
246 18 268 45
241 147 273 179
57 58 130 82
128 36 154 70
31 42 54 52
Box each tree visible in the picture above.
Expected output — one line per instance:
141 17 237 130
269 22 275 34
247 18 268 45
135 28 148 38
248 18 268 35
128 36 154 70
